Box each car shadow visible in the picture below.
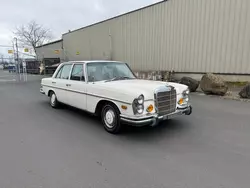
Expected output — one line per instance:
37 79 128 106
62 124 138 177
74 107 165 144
120 118 192 140
65 103 192 142
51 103 101 125
38 100 192 141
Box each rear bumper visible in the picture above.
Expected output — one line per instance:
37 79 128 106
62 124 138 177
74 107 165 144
120 105 192 127
40 87 45 94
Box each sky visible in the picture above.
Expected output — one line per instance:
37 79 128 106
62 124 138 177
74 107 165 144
0 0 160 58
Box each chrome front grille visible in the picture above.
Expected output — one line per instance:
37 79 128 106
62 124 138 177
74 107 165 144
155 87 177 115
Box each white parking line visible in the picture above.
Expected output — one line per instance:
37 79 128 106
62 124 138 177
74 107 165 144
0 79 16 82
0 75 16 78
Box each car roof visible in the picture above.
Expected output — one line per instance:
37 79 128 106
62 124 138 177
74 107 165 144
62 60 125 65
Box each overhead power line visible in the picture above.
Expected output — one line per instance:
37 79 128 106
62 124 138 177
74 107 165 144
0 44 23 48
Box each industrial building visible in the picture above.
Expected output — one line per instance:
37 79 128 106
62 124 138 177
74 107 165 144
36 0 250 81
36 39 63 74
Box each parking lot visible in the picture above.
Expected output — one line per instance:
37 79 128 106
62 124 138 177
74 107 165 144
0 70 250 188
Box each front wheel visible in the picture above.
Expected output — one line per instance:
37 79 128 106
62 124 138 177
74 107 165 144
101 104 122 134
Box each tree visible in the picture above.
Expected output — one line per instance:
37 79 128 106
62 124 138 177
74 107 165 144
13 20 53 54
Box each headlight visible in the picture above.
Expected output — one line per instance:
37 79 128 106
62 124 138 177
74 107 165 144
136 104 144 114
183 89 190 95
137 94 144 104
132 94 144 114
179 89 190 106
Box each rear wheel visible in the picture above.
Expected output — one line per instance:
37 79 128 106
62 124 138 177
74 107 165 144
50 91 59 108
101 104 122 134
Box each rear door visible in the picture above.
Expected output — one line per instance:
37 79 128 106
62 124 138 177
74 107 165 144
52 64 72 104
67 63 87 110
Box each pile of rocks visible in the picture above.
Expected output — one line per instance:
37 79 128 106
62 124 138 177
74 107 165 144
178 73 229 96
239 84 250 99
200 73 228 96
178 73 249 100
180 77 199 92
135 70 249 100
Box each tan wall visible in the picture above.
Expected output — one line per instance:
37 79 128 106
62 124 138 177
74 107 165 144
35 40 64 61
62 0 250 74
63 24 111 61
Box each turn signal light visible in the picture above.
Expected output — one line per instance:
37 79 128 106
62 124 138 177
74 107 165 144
146 104 154 112
121 105 127 110
178 98 184 105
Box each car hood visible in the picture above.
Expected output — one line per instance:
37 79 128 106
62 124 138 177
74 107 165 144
95 79 188 100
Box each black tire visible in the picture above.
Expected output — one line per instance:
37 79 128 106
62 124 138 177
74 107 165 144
49 91 59 108
101 103 122 134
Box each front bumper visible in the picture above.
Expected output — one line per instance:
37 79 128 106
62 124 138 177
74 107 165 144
120 105 192 127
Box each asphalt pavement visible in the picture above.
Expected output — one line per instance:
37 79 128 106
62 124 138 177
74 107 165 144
0 70 250 188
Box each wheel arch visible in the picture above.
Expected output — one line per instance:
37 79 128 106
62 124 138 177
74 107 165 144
95 100 121 117
48 89 55 97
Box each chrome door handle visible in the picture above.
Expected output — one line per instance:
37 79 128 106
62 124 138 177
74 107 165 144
52 81 56 84
66 84 71 87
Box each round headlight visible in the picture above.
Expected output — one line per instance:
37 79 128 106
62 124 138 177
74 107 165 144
184 89 190 95
137 104 144 114
137 95 144 104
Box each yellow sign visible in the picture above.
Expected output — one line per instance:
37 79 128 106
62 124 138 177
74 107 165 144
76 51 80 55
8 50 13 54
54 50 60 54
24 48 29 52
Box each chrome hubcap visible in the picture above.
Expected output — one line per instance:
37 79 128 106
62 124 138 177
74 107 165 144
51 94 56 106
104 109 115 128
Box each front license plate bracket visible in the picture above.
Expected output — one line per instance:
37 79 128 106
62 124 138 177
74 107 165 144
163 111 182 120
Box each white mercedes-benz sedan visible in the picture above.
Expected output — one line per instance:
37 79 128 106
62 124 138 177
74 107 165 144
40 61 192 134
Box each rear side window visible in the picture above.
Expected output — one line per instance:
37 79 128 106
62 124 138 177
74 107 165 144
55 67 63 78
55 64 72 79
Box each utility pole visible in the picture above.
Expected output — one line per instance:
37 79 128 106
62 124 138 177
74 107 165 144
1 55 3 64
42 45 46 76
14 37 20 74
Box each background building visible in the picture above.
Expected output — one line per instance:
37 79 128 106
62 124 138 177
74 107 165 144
36 39 64 74
36 0 250 81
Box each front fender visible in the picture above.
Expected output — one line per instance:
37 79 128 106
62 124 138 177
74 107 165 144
86 94 134 116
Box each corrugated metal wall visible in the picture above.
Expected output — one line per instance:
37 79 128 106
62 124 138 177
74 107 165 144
62 0 250 74
36 40 63 60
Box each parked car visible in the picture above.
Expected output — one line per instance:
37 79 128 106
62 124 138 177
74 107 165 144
8 65 16 73
25 59 40 74
40 61 192 134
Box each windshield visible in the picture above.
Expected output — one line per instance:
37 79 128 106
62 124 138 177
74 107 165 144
87 62 136 82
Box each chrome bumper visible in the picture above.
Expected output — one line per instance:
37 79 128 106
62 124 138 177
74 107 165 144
120 106 192 127
40 87 45 94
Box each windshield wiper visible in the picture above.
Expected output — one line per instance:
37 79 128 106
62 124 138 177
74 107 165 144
105 76 132 82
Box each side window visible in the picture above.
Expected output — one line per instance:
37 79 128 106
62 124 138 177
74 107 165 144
87 65 96 82
70 64 85 81
60 64 72 79
55 66 63 78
